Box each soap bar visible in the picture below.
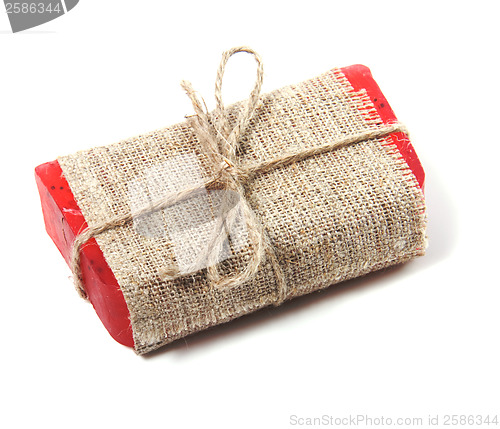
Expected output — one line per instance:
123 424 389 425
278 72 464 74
35 64 425 350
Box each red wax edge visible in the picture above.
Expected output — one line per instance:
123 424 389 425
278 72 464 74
340 65 425 189
35 162 134 347
34 65 425 349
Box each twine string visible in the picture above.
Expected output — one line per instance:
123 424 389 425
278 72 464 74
70 46 408 303
177 47 284 298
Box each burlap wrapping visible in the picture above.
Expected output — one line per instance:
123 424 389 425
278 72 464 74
58 68 426 354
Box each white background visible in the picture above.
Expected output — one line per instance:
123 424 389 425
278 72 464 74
1 1 499 428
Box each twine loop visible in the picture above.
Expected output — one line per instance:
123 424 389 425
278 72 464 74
176 46 286 299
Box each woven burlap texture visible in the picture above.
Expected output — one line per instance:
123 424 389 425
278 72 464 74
58 68 426 354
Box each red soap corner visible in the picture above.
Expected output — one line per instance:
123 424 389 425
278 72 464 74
340 64 425 190
35 161 134 348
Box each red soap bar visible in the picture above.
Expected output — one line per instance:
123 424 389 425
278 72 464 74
35 162 134 347
35 65 425 349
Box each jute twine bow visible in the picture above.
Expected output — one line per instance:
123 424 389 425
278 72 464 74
71 46 408 303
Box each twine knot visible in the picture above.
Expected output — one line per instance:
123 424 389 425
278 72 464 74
176 46 287 299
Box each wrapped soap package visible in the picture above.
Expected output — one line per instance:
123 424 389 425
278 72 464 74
35 47 426 354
